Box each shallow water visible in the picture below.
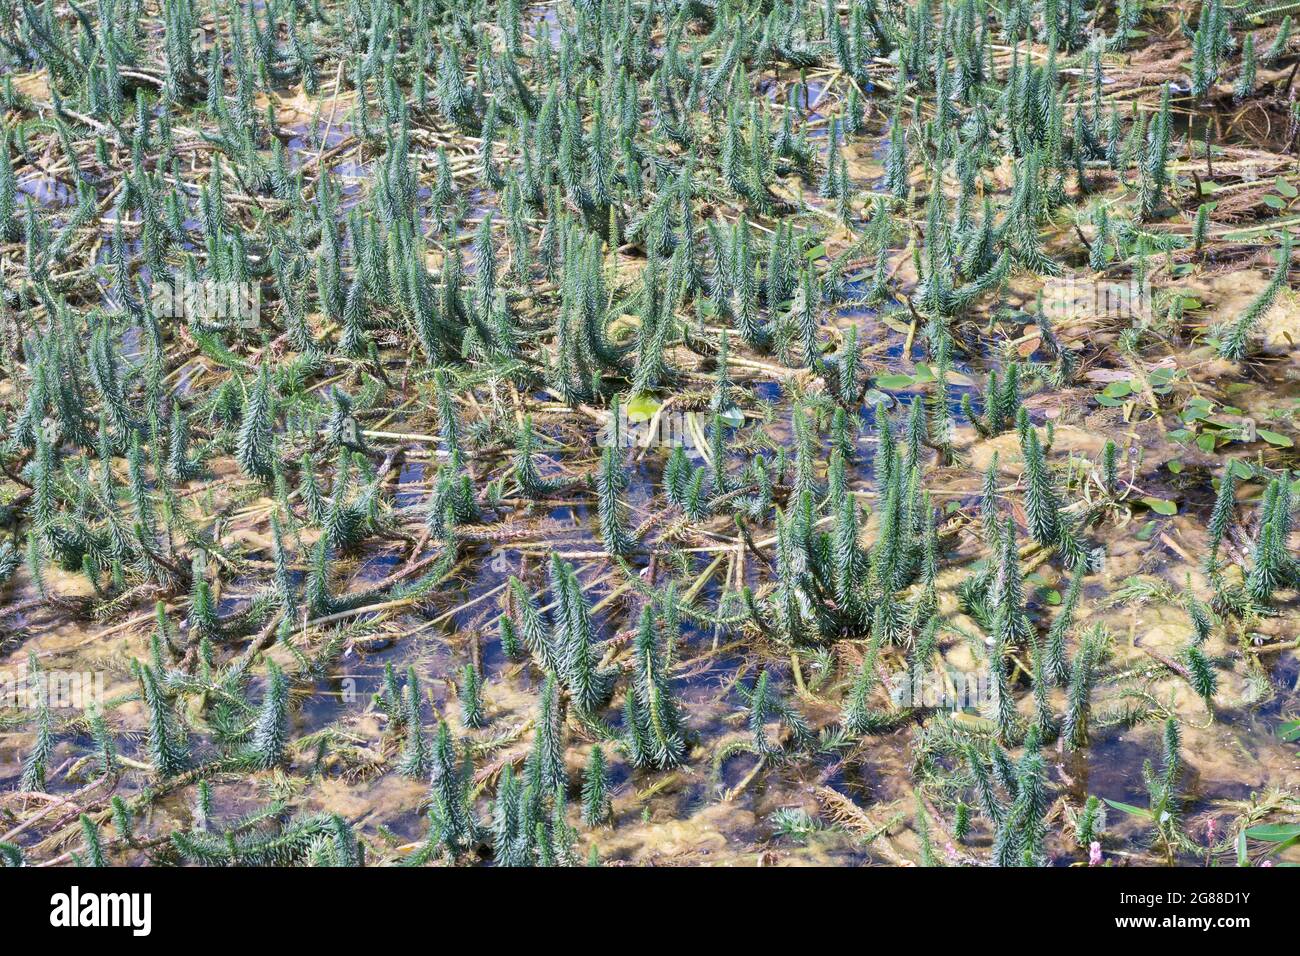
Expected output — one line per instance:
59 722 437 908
3 0 1300 870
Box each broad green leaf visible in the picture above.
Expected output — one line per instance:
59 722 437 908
718 407 745 428
875 373 917 390
1103 798 1153 820
1244 824 1300 842
626 394 662 422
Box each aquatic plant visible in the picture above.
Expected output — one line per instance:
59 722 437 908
0 0 1294 873
624 604 687 770
246 660 290 770
581 745 613 827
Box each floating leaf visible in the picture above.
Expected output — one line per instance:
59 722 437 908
874 373 917 390
1148 367 1177 390
1103 798 1153 820
626 394 662 422
718 407 745 428
1244 824 1300 843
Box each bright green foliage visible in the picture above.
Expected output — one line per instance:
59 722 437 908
1020 420 1062 550
1189 0 1232 98
20 653 54 792
79 813 107 867
247 659 290 770
533 673 568 794
1100 439 1119 496
841 638 888 735
1143 718 1186 855
136 660 189 778
1184 644 1218 708
428 721 478 860
744 669 813 755
459 663 486 730
549 555 617 715
1218 233 1294 360
597 440 634 558
1044 560 1086 687
397 667 430 778
1062 627 1105 750
1075 794 1103 848
0 0 1291 872
581 744 613 827
513 416 568 498
1244 475 1295 605
236 364 277 482
624 604 687 770
1205 466 1237 572
991 728 1049 867
491 764 528 866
